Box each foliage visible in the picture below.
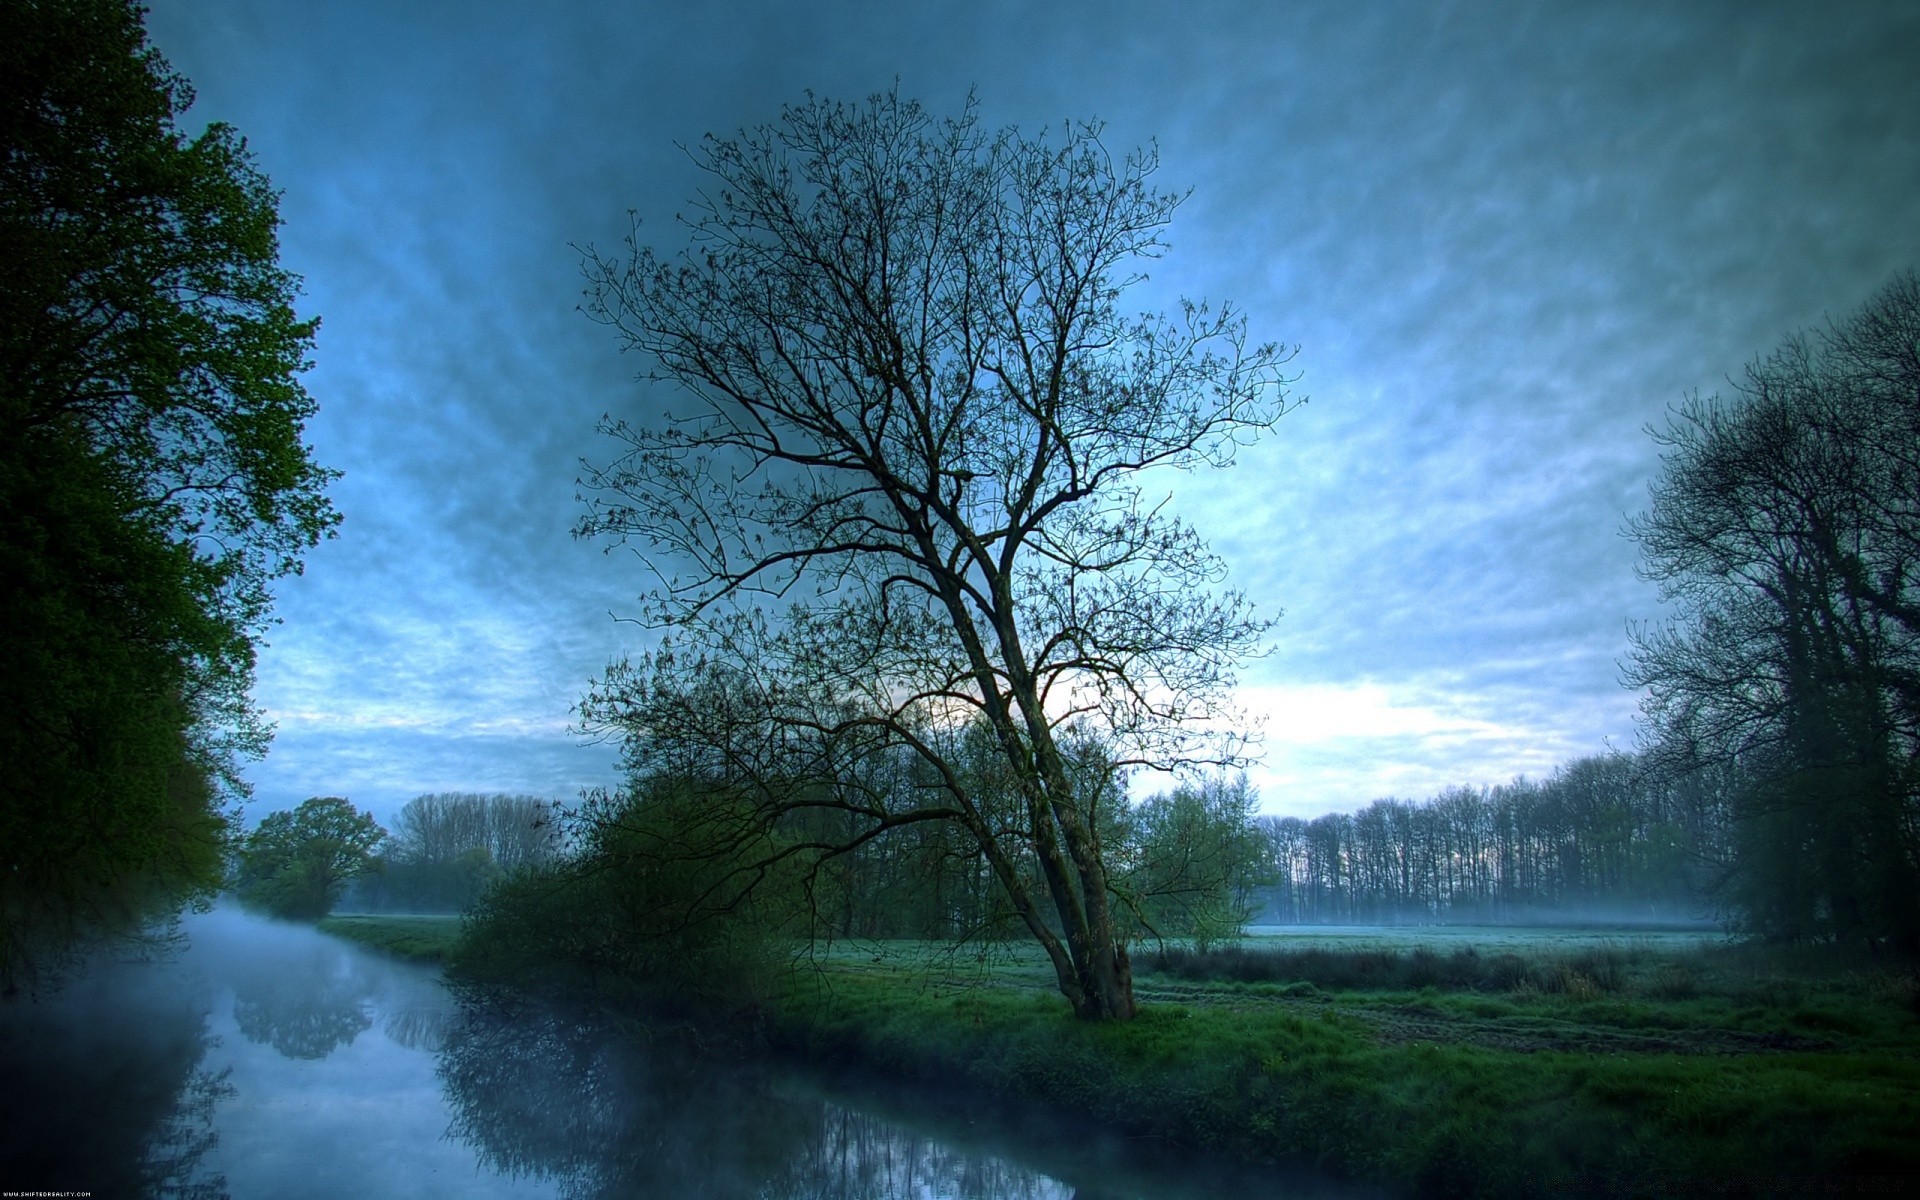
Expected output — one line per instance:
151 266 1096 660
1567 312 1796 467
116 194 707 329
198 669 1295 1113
1258 753 1715 924
355 846 501 915
234 797 385 921
577 88 1293 1019
0 0 338 981
452 778 807 1020
1627 271 1920 956
1116 774 1271 949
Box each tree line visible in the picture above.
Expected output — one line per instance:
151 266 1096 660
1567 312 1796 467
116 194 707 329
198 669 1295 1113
1253 754 1724 925
233 793 560 920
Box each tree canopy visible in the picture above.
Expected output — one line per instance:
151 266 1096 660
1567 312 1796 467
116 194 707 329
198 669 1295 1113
1 0 338 979
1627 271 1920 955
577 90 1294 1018
235 797 385 921
350 793 562 913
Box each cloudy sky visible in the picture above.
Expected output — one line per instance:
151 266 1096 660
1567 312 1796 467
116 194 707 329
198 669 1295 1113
143 1 1920 826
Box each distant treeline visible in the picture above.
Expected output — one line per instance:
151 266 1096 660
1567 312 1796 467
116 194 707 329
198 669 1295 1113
1253 754 1729 926
347 793 561 914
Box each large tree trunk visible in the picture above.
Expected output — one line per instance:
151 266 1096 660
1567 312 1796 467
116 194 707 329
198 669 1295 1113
1021 770 1136 1019
1053 803 1137 1020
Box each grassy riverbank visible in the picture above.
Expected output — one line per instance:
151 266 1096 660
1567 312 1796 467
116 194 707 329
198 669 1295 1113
755 936 1920 1196
418 909 1920 1195
318 913 462 963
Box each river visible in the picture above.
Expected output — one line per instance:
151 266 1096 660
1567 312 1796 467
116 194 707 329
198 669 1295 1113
0 908 1368 1198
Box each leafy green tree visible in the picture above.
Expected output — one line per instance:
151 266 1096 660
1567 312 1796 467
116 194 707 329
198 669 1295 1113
1119 775 1270 950
235 798 384 921
1 0 338 978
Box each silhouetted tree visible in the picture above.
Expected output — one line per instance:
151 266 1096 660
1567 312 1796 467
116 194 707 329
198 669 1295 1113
576 90 1295 1019
0 0 338 981
1627 271 1920 955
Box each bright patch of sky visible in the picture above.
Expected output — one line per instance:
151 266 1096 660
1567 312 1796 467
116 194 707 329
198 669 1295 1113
144 0 1920 826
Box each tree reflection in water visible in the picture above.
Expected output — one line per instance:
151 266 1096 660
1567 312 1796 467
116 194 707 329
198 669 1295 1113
439 1003 1089 1200
216 920 454 1060
795 1106 1079 1200
228 945 373 1059
381 995 450 1052
0 957 231 1199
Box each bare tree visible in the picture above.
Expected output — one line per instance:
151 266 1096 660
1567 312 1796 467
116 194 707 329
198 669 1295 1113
576 91 1295 1019
389 793 561 871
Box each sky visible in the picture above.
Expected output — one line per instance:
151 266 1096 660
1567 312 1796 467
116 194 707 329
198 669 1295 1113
142 0 1920 826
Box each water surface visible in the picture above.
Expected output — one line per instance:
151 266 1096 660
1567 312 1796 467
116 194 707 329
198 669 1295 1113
1 909 1367 1198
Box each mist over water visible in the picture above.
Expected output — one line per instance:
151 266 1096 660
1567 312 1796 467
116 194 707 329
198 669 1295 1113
1 908 541 1199
0 909 1364 1199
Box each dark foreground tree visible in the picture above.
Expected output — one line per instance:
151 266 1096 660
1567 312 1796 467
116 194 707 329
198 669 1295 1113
235 797 384 921
577 91 1295 1019
0 0 338 980
1627 271 1920 956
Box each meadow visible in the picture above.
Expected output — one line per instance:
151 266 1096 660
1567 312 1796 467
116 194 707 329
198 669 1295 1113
317 913 461 963
765 927 1920 1194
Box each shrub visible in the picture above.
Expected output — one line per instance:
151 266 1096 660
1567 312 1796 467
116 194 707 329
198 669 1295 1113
451 778 806 1021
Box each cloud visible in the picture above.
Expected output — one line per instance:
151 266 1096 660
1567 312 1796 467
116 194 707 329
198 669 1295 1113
1225 679 1621 816
143 0 1920 822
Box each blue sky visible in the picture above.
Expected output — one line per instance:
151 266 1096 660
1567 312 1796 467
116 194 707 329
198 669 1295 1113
144 0 1920 826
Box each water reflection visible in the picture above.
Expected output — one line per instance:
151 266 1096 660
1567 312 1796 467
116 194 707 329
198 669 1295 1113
219 912 451 1060
230 953 374 1059
790 1107 1075 1199
382 994 451 1052
0 956 230 1199
3 912 1365 1199
442 1004 818 1198
441 1003 1360 1200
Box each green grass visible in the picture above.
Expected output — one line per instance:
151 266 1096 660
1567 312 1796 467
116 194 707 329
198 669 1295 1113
318 913 462 963
746 934 1920 1196
442 909 1920 1195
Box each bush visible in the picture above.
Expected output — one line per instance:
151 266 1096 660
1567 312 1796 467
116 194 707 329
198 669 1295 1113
451 778 806 1022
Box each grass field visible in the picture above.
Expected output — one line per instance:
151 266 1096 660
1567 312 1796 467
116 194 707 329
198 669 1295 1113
766 928 1920 1195
318 913 462 963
